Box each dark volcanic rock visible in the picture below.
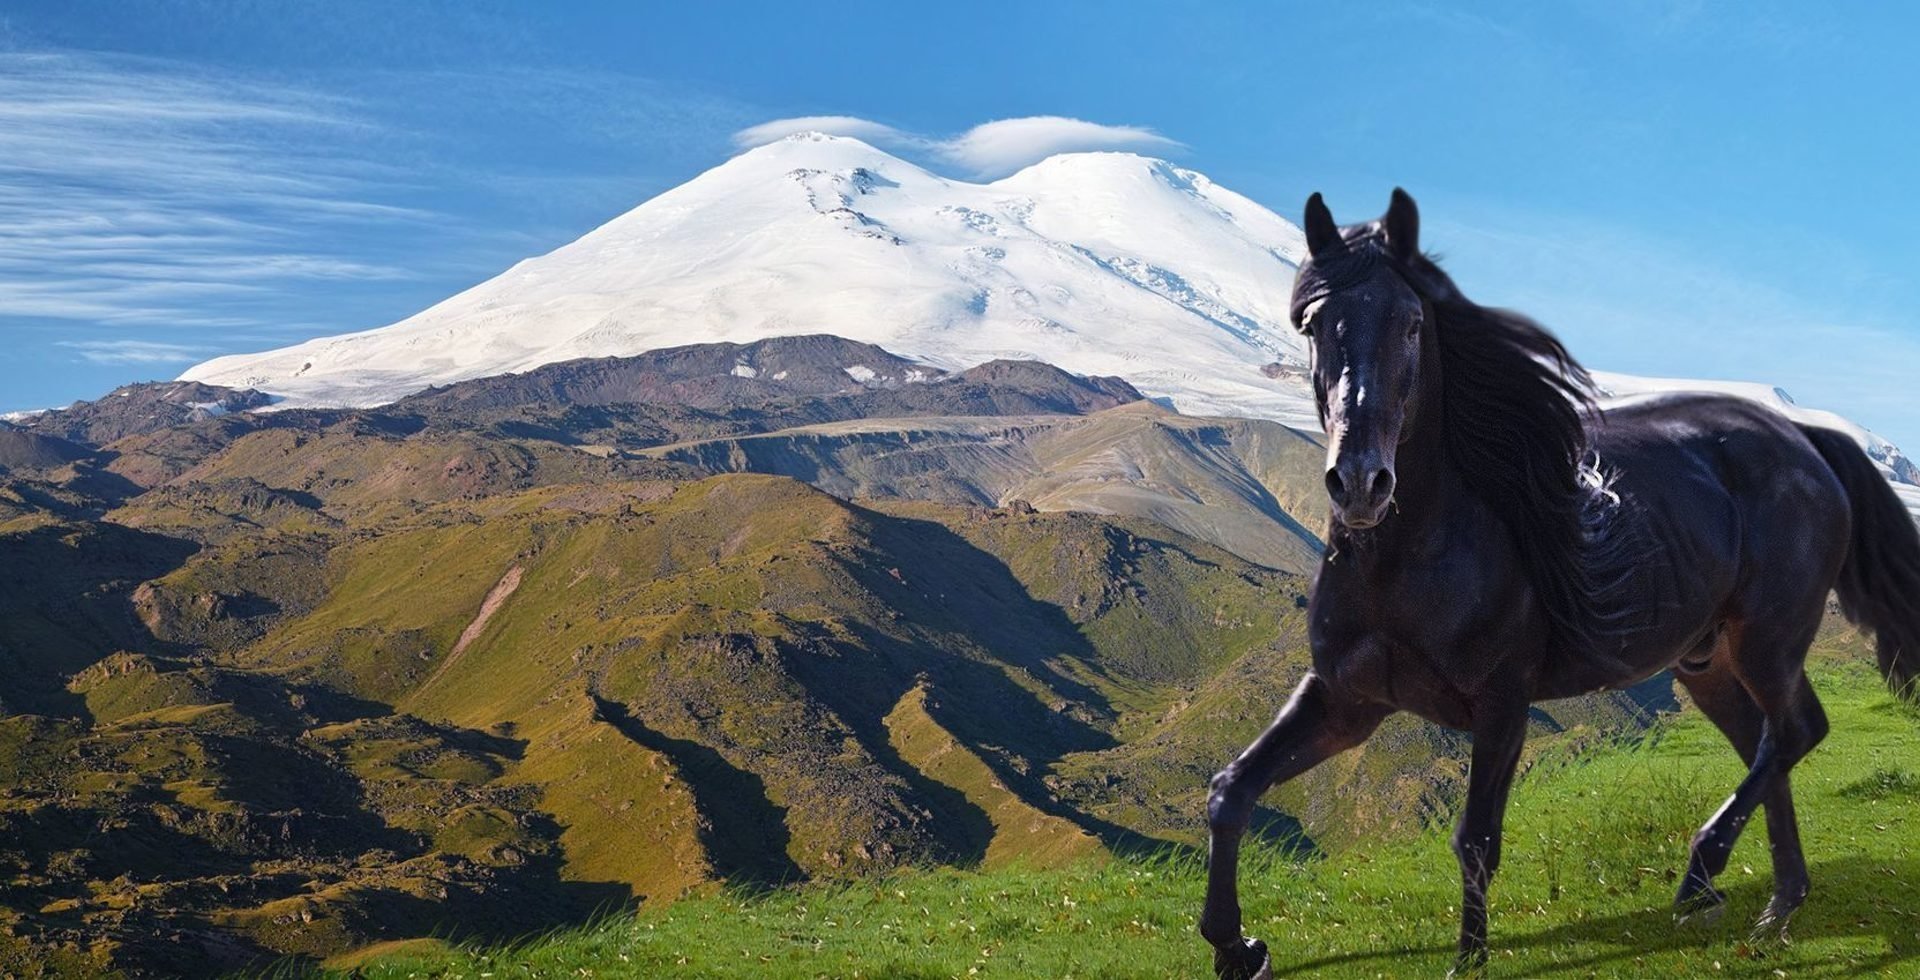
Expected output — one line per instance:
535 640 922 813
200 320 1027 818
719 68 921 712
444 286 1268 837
0 427 92 473
397 335 1141 420
385 336 1142 448
397 335 938 413
949 360 1141 414
16 381 273 447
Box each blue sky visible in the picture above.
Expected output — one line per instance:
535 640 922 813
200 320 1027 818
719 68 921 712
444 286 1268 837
1 1 1914 448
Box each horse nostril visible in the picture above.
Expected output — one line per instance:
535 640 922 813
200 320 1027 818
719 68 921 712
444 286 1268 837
1369 468 1395 503
1325 468 1347 501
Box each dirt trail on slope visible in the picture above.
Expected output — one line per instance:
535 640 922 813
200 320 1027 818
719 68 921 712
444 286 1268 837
422 565 523 691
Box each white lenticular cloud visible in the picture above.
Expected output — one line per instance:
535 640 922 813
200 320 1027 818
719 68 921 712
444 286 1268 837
731 115 921 151
730 114 1182 178
937 117 1182 177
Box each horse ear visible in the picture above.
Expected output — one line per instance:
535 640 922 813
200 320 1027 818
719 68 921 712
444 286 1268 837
1303 193 1344 257
1384 187 1419 259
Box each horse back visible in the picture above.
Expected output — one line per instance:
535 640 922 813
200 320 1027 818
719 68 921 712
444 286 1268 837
1572 393 1852 691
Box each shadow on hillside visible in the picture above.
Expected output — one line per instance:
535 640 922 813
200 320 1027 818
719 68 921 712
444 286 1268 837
1621 669 1682 717
0 795 278 898
799 617 1190 865
816 507 1213 860
769 662 1002 870
846 508 1117 720
286 682 399 724
58 460 149 509
1248 808 1319 858
590 693 806 887
239 854 638 979
0 520 200 719
1188 424 1326 553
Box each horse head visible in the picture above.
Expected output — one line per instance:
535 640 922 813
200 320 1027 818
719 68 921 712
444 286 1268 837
1291 188 1430 529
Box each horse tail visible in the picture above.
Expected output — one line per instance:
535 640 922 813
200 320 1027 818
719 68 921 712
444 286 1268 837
1802 424 1920 699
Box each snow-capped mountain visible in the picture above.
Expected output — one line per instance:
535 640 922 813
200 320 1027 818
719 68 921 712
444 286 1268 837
182 133 1915 507
185 133 1315 425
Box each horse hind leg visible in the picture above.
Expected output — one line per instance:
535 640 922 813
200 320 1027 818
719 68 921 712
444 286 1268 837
1673 626 1828 932
1672 664 1762 921
1754 674 1828 935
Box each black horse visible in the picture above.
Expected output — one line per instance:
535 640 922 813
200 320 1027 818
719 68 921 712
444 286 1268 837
1199 189 1920 978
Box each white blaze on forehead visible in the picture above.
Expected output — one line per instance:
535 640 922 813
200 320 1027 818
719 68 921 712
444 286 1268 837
1324 363 1355 464
1331 363 1366 412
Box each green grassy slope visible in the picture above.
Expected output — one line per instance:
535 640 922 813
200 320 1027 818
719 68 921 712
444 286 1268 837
351 634 1920 979
1 469 1348 974
0 469 1715 975
241 474 1310 890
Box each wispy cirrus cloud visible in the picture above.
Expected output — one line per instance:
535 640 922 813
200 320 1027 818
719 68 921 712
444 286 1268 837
0 46 771 413
56 339 213 365
0 51 425 338
733 115 1183 178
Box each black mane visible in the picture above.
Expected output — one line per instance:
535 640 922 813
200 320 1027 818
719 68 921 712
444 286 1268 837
1299 235 1641 658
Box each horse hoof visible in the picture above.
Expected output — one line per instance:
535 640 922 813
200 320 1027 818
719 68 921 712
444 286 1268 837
1448 947 1490 978
1213 936 1270 980
1673 889 1726 927
1750 915 1790 944
1752 902 1799 943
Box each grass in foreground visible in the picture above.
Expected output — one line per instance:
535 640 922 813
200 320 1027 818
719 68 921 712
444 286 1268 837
340 655 1920 978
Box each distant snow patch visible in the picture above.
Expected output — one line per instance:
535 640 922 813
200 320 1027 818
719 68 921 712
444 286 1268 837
188 401 229 417
731 363 759 379
771 370 789 381
844 365 878 383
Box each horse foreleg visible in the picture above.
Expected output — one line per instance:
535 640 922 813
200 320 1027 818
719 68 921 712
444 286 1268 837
1200 674 1386 980
1451 704 1528 977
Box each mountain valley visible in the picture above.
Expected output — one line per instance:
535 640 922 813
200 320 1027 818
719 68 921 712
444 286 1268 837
1 339 1674 975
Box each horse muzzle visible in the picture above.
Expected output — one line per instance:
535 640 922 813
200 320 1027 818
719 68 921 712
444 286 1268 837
1326 454 1396 528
